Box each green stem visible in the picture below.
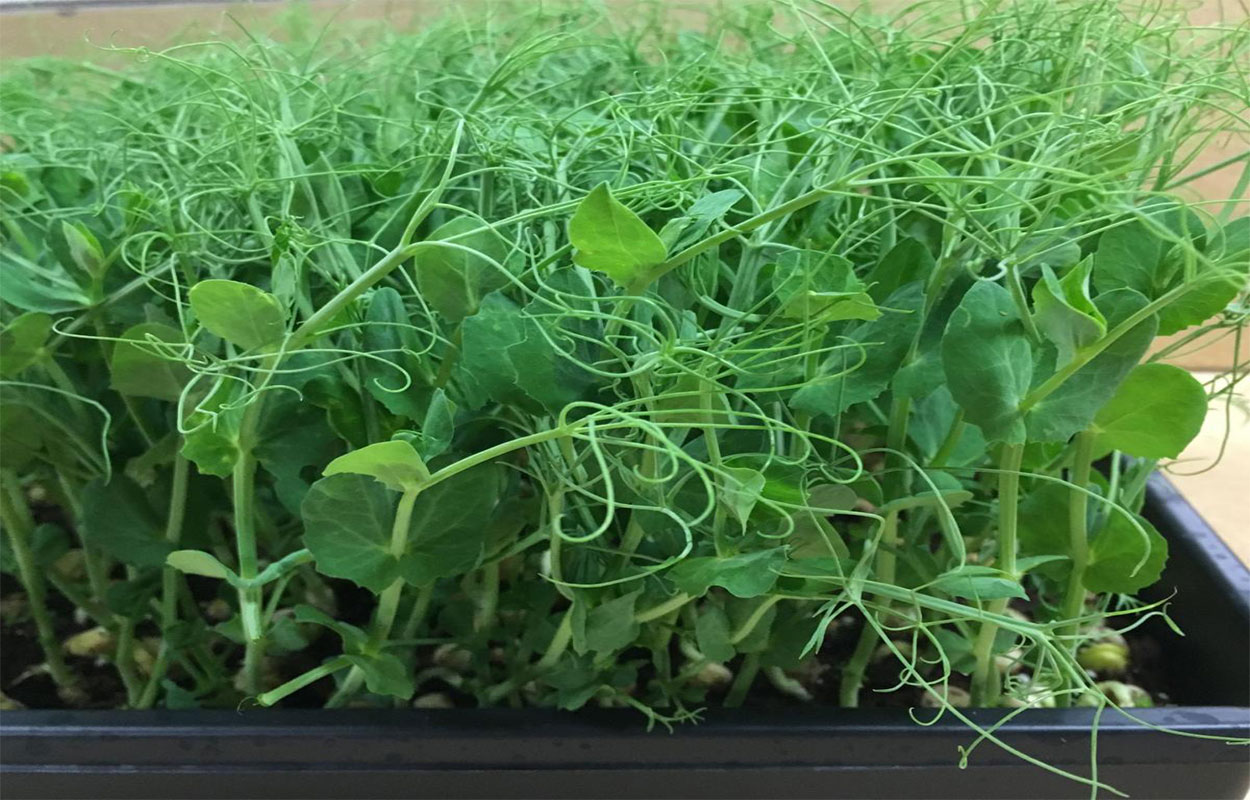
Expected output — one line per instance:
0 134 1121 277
537 610 574 670
138 453 189 708
1 471 75 690
232 452 264 643
1005 259 1043 343
970 443 1025 706
547 489 566 585
257 655 353 707
1056 430 1097 707
635 593 692 623
729 596 781 645
288 122 463 350
930 409 966 469
474 561 500 633
700 378 731 557
56 472 112 620
400 583 435 641
724 653 760 708
840 509 900 707
114 608 142 706
841 393 914 705
46 568 107 622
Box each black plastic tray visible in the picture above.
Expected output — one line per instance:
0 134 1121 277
2 474 1248 800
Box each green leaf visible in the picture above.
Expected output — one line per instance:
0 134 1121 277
106 568 161 618
1083 513 1168 594
304 374 369 448
1015 554 1069 576
573 589 642 655
304 464 503 593
189 279 286 351
1031 259 1105 367
167 550 236 581
1093 201 1205 300
659 189 743 250
343 652 415 700
61 221 105 277
109 322 191 401
866 237 933 303
1091 363 1207 458
669 549 787 599
786 484 855 560
1018 482 1074 559
931 565 1027 601
1025 288 1157 443
0 523 69 576
80 475 172 568
719 467 766 530
726 596 778 653
0 250 92 312
772 251 880 322
1155 216 1250 334
255 389 342 514
569 182 667 287
416 214 511 321
419 388 456 460
941 281 1033 443
0 403 42 470
324 440 430 492
0 312 52 376
695 604 735 662
301 473 401 593
361 287 431 421
1092 201 1221 335
790 282 924 418
542 655 607 711
180 381 241 477
293 604 368 650
458 292 591 413
398 465 504 586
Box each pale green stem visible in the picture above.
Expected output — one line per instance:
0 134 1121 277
399 583 435 641
258 655 353 707
635 593 692 623
1056 431 1097 707
840 509 900 707
930 409 967 469
474 561 500 633
724 653 760 708
841 394 912 706
537 610 574 670
0 471 76 690
729 596 781 645
970 443 1025 706
138 453 190 708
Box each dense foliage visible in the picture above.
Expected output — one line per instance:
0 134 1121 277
1 0 1247 785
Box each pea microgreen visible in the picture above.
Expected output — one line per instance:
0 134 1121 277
1 0 1246 790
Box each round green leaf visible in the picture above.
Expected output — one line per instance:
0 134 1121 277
189 279 286 351
1083 513 1168 594
109 322 192 401
1092 363 1207 458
